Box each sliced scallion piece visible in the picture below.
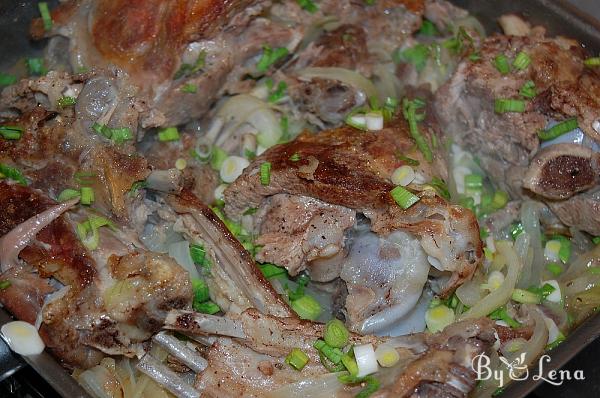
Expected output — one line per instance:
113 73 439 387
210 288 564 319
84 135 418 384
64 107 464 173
390 186 420 209
0 280 10 290
26 58 46 76
289 152 301 162
260 161 271 186
57 96 76 107
512 51 531 70
57 188 80 202
297 0 318 13
256 46 289 73
0 73 17 86
402 98 432 162
418 19 439 37
538 118 578 141
313 339 343 364
0 126 23 140
546 262 563 277
38 2 52 31
76 215 114 250
291 295 322 320
181 84 197 93
511 288 541 304
259 263 288 279
80 187 94 205
494 98 526 113
393 44 430 72
285 348 310 370
158 127 180 142
494 54 510 74
464 174 483 191
194 300 220 314
0 163 27 185
519 80 536 99
584 57 600 67
323 319 349 348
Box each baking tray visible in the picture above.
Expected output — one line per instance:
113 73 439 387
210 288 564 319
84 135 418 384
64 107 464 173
0 1 599 397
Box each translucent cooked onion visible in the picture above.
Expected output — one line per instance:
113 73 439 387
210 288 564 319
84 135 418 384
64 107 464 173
518 201 544 288
264 372 345 398
455 272 484 307
216 94 282 148
167 241 201 280
296 67 378 101
458 241 522 320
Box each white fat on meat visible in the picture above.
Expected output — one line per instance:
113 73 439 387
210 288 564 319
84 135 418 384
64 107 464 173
340 230 430 335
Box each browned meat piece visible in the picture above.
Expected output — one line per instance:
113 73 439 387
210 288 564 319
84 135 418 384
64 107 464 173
0 183 192 368
254 193 355 279
169 309 495 398
435 30 600 234
225 119 481 297
166 190 294 318
31 0 296 127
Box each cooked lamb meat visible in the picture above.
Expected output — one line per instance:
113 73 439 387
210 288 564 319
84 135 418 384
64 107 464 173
435 27 600 234
0 183 192 368
224 117 481 332
166 190 294 318
163 308 495 398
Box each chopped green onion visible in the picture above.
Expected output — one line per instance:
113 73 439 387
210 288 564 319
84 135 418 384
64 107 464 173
513 51 531 70
382 97 398 121
57 96 76 107
489 306 521 328
76 215 114 250
402 98 432 162
464 174 483 191
546 333 565 350
57 188 80 202
364 0 375 5
494 54 510 74
26 58 46 76
494 98 526 113
459 196 475 212
210 146 228 171
38 2 52 31
191 278 210 304
110 127 133 143
510 222 524 240
285 348 310 370
190 244 211 269
395 153 420 166
519 80 536 99
425 304 455 332
129 180 147 196
0 163 27 185
511 288 541 304
469 52 481 61
588 267 600 275
174 52 206 79
429 176 451 200
289 152 301 162
0 280 10 290
593 236 600 245
345 113 367 130
313 339 343 364
341 354 359 376
0 73 17 86
158 127 180 142
194 300 220 314
0 126 23 140
259 263 288 279
551 235 572 263
584 57 600 67
242 207 258 216
323 319 349 348
268 81 287 103
390 186 420 209
291 295 322 320
181 83 197 93
296 0 318 13
418 19 439 36
546 262 563 277
538 118 578 141
79 187 94 205
338 375 380 398
260 161 271 186
393 44 430 72
256 46 289 73
491 190 509 210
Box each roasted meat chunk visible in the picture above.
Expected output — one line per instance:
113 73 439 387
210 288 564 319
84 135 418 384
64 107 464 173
224 118 482 333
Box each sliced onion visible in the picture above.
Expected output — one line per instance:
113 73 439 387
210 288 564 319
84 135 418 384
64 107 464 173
0 197 79 272
136 354 200 398
264 372 345 398
217 95 281 148
220 156 250 183
1 321 45 356
296 67 378 101
518 201 544 288
354 343 378 377
167 241 201 280
458 241 522 320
